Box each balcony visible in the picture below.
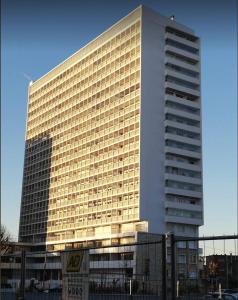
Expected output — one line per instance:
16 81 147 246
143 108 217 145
165 45 199 62
165 120 200 133
165 173 202 185
165 146 201 159
165 107 200 121
165 187 202 198
165 215 203 226
165 133 201 147
165 200 202 212
165 159 201 172
165 94 200 107
165 32 199 50
0 262 21 269
90 260 135 269
165 55 199 73
165 81 200 98
26 262 61 269
165 69 199 85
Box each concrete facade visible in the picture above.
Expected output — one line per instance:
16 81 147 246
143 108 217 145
19 6 203 253
140 7 203 237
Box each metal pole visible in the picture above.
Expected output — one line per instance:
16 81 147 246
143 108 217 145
171 234 176 300
176 280 180 298
129 279 132 295
225 255 228 289
162 234 167 300
19 250 26 300
219 283 222 299
186 240 189 293
218 283 221 299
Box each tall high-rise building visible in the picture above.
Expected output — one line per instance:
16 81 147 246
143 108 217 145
19 5 203 252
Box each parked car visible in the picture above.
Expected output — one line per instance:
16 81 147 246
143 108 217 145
205 292 238 299
48 287 62 293
1 283 15 293
222 294 238 300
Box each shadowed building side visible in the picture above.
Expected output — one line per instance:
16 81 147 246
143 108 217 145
19 134 52 248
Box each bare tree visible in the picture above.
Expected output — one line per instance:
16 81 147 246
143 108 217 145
0 224 12 255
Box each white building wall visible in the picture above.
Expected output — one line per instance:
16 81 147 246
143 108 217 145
140 7 166 234
140 6 203 236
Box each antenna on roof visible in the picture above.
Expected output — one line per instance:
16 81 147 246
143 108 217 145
23 72 33 85
170 15 175 21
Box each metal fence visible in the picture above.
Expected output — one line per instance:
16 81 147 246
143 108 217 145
1 234 238 300
170 235 238 300
1 238 163 300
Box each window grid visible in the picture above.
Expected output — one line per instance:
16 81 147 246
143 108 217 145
20 21 141 242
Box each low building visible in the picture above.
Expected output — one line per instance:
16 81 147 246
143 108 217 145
205 255 238 289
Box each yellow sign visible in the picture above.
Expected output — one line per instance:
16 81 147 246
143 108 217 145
61 250 89 299
66 252 84 272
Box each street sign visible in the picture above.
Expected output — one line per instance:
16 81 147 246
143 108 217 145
61 250 89 300
66 252 84 272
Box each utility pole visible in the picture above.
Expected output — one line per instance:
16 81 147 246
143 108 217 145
162 234 167 300
225 255 228 289
19 250 26 300
171 234 176 300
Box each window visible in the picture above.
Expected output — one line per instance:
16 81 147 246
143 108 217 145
189 254 197 264
188 241 197 249
177 241 186 249
166 75 199 90
178 255 186 263
166 39 198 54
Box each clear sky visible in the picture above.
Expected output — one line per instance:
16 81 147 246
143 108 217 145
1 0 237 246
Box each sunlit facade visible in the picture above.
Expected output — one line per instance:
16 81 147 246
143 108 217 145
19 6 203 254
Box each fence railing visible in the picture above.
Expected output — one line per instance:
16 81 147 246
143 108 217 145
1 234 237 300
170 234 238 300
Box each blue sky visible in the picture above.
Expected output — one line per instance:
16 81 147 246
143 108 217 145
1 0 237 242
